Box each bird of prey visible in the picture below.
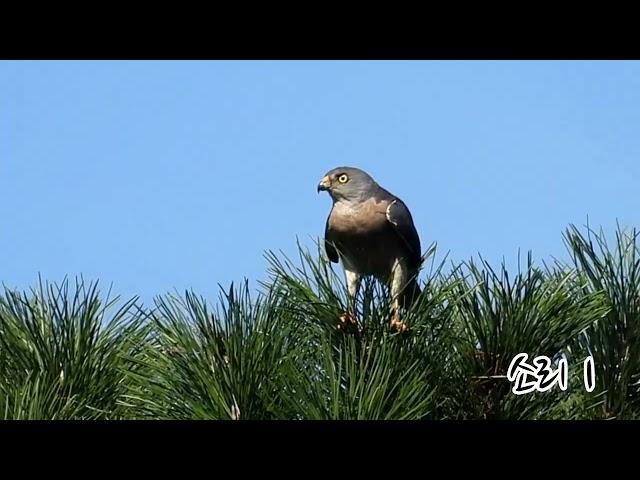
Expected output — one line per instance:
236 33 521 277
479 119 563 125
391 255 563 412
317 166 422 332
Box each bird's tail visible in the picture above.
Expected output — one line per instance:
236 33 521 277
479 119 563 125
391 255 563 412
400 278 422 310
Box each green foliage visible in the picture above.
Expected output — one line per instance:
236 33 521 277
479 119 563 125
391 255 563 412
0 278 145 419
563 224 640 419
0 224 638 419
127 282 297 419
445 254 608 419
265 243 457 419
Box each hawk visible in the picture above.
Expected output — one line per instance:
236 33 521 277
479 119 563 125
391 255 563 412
317 166 423 332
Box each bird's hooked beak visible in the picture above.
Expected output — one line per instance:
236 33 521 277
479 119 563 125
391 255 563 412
317 175 331 193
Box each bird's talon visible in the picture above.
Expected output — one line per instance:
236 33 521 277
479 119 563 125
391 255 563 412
339 312 358 325
391 317 409 333
338 311 359 334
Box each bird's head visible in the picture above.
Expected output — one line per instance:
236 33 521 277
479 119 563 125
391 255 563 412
317 166 378 202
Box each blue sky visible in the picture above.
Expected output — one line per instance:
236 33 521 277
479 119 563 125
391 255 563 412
1 61 639 304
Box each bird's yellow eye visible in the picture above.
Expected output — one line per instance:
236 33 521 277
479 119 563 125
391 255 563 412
338 174 349 184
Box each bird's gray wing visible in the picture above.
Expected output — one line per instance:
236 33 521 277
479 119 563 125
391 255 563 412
324 215 339 263
385 197 422 268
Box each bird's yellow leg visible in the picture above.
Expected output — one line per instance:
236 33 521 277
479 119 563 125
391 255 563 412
390 263 410 333
390 297 409 333
339 269 360 333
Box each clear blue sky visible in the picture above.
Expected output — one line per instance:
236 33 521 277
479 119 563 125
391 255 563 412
2 61 639 304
